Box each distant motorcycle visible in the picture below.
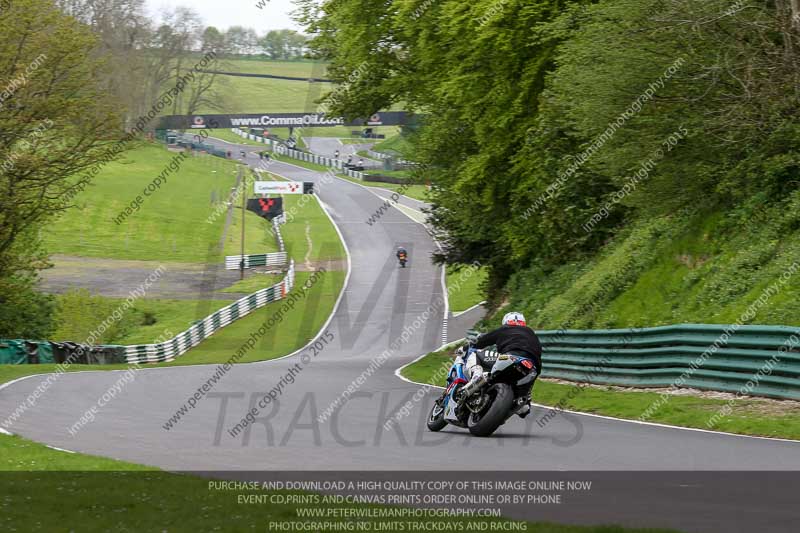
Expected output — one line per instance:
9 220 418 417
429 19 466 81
427 331 537 437
398 251 407 268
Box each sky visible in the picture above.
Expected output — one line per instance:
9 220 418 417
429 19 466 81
145 0 303 32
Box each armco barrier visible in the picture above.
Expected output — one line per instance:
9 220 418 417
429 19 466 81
225 216 287 270
123 262 295 364
537 324 800 400
225 252 288 270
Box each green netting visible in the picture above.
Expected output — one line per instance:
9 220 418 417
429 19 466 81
0 340 55 364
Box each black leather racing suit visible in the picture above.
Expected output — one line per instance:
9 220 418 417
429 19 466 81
473 325 542 400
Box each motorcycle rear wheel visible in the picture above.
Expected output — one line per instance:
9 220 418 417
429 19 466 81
427 398 448 432
467 383 513 437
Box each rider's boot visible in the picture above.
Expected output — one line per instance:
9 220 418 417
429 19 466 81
513 396 531 418
514 381 535 419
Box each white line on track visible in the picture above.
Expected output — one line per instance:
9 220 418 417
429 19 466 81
451 301 487 318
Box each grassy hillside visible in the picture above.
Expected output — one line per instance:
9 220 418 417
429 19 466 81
490 196 800 330
373 133 413 155
204 59 331 113
45 144 241 263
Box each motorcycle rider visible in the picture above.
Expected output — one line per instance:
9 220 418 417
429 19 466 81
466 311 541 418
396 246 408 265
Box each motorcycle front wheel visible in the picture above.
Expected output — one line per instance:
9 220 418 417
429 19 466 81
427 398 448 432
467 383 513 437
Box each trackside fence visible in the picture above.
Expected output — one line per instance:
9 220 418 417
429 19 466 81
121 262 295 364
537 324 800 400
0 263 296 366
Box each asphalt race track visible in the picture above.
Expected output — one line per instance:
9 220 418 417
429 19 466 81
2 139 799 532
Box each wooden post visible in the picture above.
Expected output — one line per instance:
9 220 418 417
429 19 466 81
240 166 246 281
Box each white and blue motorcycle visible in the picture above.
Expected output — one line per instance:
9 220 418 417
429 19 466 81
427 331 537 437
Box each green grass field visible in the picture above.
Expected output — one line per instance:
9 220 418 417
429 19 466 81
223 208 280 257
202 59 332 113
402 348 800 441
220 273 284 293
157 271 345 365
45 144 242 263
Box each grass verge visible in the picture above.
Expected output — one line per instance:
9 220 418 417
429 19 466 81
4 157 347 381
447 265 488 313
223 208 280 257
207 128 266 146
336 174 430 202
402 348 800 441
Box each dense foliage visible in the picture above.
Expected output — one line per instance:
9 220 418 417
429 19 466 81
300 0 800 322
1 0 124 338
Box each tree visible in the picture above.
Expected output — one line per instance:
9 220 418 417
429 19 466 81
286 31 309 58
300 0 800 294
225 26 249 54
260 29 287 59
201 26 227 54
183 27 226 116
0 0 123 337
55 0 154 127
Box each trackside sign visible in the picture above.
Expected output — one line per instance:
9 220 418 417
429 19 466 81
254 181 310 195
157 111 410 130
